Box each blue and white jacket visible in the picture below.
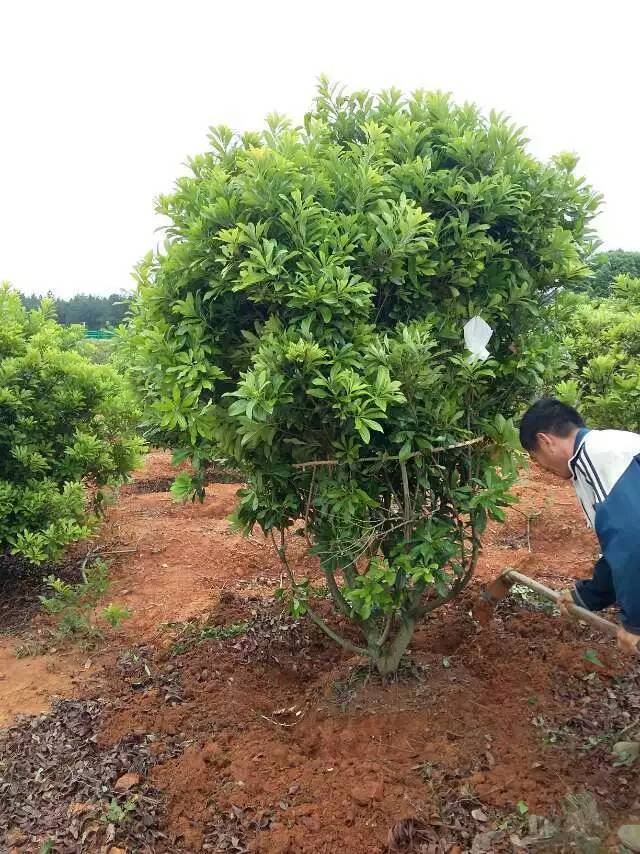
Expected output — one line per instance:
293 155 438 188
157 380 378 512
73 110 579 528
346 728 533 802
570 427 640 635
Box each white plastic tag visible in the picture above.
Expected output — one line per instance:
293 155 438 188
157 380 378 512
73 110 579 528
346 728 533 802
464 316 493 363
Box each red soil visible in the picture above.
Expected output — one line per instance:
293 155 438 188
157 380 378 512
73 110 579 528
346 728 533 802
4 453 639 852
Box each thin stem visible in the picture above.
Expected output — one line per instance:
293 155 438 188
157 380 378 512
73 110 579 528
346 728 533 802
269 529 369 657
400 460 411 541
303 466 316 547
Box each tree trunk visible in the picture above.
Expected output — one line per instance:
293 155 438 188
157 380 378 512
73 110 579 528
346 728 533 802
370 616 416 675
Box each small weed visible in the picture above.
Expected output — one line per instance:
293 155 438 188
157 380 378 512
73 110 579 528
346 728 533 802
417 761 438 782
517 799 529 815
611 741 639 767
39 841 54 854
275 583 330 614
532 714 568 745
101 796 137 824
39 558 130 646
170 620 248 654
15 639 48 658
578 734 607 752
102 603 132 627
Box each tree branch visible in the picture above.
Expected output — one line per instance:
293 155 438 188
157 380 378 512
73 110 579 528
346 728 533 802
292 437 485 469
323 568 352 618
269 529 369 657
377 612 393 647
305 603 370 657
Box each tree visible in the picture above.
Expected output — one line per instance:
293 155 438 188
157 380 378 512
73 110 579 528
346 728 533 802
587 250 640 297
0 284 145 564
124 81 599 673
556 275 640 430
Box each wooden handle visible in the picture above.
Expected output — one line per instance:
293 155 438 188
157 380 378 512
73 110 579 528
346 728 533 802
502 569 625 642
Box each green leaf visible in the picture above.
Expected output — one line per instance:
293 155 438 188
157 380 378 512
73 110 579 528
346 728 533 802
398 441 413 463
354 418 371 443
169 472 196 502
583 649 604 667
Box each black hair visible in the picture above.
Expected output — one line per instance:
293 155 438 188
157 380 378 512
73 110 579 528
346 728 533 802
519 398 585 451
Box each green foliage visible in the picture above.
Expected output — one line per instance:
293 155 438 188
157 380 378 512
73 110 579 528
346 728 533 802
39 558 131 642
19 291 131 328
589 250 640 297
75 337 117 365
555 275 640 430
0 284 145 563
124 81 599 673
102 796 137 824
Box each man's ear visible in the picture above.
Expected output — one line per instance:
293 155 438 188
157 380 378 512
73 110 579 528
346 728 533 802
535 432 554 450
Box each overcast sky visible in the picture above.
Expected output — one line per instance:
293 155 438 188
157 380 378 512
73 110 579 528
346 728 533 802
1 0 638 298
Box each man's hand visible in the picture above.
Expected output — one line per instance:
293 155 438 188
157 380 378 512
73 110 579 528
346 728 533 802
617 627 640 656
556 589 574 617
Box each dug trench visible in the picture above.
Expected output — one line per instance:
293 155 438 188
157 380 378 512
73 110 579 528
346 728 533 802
1 454 639 852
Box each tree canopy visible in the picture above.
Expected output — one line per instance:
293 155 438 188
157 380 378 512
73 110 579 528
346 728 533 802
556 275 640 430
124 81 600 672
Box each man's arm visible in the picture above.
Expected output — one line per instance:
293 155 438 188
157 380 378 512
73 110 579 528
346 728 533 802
571 557 617 613
558 560 640 654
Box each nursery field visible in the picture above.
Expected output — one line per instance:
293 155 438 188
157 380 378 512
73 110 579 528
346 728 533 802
1 453 638 853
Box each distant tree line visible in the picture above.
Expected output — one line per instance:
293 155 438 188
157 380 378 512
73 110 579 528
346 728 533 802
589 250 640 297
562 250 640 297
18 292 132 328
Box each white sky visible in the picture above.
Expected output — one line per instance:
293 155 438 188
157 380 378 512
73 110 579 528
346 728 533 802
1 0 638 298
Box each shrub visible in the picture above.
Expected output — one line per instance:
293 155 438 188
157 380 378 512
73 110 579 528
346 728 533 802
0 284 145 563
125 81 599 673
556 275 640 430
590 250 640 297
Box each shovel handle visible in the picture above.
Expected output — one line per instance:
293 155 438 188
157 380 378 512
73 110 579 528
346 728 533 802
502 569 623 642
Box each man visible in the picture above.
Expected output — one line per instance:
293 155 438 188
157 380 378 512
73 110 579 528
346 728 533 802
519 398 640 655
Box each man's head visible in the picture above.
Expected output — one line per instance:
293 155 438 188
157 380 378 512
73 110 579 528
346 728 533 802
519 398 585 479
